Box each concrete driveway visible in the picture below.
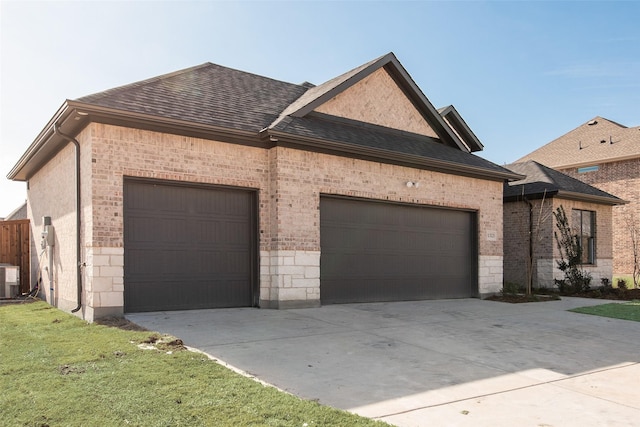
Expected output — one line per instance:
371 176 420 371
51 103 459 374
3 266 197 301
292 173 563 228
127 297 640 426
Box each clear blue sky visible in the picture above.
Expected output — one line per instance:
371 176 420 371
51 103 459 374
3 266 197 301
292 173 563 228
1 0 639 217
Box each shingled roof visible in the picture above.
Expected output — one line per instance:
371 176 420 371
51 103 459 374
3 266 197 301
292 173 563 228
9 53 520 182
77 63 308 133
515 117 640 168
504 161 625 205
269 114 510 176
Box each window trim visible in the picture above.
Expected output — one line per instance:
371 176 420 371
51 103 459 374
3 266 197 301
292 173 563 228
572 209 596 265
577 165 599 174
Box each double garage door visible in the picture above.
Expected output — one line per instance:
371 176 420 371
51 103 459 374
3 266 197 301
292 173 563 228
320 197 477 304
123 181 476 312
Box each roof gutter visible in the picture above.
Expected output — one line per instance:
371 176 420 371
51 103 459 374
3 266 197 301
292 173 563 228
7 102 73 181
8 101 262 182
555 190 627 206
546 154 640 170
53 123 83 314
266 129 523 182
64 100 259 144
505 190 627 206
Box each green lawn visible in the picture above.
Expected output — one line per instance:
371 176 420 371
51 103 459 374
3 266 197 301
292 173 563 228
570 300 640 322
0 301 386 427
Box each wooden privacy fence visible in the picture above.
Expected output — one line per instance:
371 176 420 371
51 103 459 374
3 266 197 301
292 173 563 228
0 219 30 293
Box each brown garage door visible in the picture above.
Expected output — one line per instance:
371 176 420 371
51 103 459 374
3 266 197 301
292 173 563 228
320 197 477 304
124 179 256 312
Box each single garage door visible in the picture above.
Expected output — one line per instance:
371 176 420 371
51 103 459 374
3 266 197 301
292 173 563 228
124 179 256 312
320 197 477 304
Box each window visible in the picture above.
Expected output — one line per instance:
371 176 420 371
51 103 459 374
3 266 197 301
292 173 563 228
577 165 599 173
572 209 595 264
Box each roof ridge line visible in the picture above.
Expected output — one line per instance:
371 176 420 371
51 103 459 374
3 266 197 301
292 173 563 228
535 160 566 185
76 62 215 102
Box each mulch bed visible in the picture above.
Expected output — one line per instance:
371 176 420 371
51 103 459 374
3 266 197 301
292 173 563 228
486 294 560 304
570 288 640 300
489 288 640 304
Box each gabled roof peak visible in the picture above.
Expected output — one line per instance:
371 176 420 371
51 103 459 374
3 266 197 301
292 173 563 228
274 53 396 120
269 52 470 152
10 53 511 183
584 116 627 129
438 105 484 152
515 116 640 167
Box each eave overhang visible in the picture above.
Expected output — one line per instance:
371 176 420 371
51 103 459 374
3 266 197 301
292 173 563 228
7 100 262 181
555 190 627 206
9 100 520 185
264 129 522 182
504 189 627 206
551 154 640 170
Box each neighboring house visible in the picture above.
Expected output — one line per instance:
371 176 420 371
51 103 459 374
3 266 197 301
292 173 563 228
0 202 30 293
516 117 639 280
3 202 28 221
503 161 625 289
7 52 520 321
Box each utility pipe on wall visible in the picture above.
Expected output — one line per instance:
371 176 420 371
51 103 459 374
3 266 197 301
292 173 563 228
42 216 55 305
48 245 54 304
53 123 83 314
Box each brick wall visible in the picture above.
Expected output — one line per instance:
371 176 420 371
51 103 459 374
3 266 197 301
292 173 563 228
504 196 614 289
86 124 270 318
269 146 504 300
314 68 439 138
560 158 639 277
29 123 505 319
26 130 92 314
504 198 554 288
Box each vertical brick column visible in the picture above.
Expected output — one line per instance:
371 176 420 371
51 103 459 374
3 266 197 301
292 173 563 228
261 147 321 308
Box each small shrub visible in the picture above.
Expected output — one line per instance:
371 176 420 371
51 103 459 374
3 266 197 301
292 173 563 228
617 278 628 291
534 285 551 295
502 282 521 296
577 272 592 293
554 274 591 295
554 278 569 294
553 206 592 295
598 278 614 296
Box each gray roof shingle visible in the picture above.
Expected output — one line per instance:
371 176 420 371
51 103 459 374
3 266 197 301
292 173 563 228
504 161 625 204
72 56 517 180
273 114 510 175
78 63 309 133
515 117 640 167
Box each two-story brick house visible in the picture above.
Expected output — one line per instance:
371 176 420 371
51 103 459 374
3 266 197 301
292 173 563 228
516 117 640 282
8 53 520 321
503 161 624 289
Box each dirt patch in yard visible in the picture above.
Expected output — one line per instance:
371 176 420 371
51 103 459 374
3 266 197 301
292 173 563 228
95 316 148 331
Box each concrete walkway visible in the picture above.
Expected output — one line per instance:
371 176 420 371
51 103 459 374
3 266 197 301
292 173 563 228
127 297 640 426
